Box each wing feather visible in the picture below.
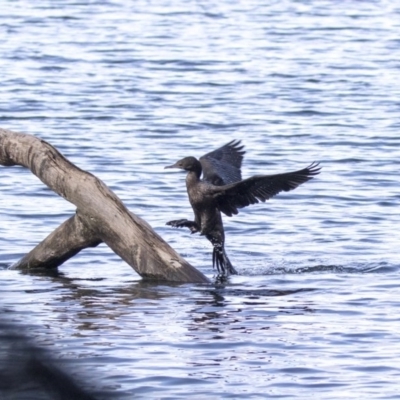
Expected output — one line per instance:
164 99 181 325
200 140 245 185
213 162 321 216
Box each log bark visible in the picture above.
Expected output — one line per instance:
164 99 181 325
0 128 209 283
12 211 102 270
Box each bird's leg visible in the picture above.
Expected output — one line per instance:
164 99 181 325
166 219 200 234
206 235 238 276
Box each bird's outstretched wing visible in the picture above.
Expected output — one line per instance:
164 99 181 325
212 162 321 217
200 140 245 186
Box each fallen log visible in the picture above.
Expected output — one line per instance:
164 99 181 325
0 128 209 283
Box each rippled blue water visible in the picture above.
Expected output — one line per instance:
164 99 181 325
1 0 400 398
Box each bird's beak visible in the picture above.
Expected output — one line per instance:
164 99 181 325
164 162 179 169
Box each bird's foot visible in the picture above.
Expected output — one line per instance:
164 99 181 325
166 219 200 234
211 241 238 276
227 263 238 275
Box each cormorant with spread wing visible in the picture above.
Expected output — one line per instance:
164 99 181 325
165 140 320 276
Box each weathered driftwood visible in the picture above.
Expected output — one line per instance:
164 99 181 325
0 128 209 283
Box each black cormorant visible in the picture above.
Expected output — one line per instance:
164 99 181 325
165 140 320 276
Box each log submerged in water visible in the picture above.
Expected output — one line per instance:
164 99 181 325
0 128 209 283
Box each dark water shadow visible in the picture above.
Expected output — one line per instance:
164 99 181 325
1 264 317 394
0 320 110 400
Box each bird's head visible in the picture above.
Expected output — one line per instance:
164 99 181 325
164 156 201 173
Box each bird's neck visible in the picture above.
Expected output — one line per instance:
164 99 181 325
183 158 202 193
186 160 202 187
186 170 201 187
